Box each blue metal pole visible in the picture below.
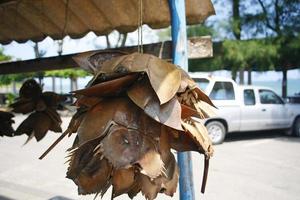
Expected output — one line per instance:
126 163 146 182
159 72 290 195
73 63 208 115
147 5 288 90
169 1 195 200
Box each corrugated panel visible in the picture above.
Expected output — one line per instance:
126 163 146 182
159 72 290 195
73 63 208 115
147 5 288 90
0 0 215 44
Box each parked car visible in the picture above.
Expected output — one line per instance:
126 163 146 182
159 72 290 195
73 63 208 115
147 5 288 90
190 73 300 144
285 93 300 104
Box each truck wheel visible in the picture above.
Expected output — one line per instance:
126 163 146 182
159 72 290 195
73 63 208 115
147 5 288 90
206 121 226 144
293 117 300 137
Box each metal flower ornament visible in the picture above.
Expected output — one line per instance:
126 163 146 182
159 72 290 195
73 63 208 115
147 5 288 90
9 79 65 143
41 52 215 200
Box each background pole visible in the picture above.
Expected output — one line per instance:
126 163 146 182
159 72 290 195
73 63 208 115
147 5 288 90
169 0 195 200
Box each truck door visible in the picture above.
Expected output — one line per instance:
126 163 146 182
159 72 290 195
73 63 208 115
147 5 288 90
258 89 289 129
240 89 263 131
209 81 240 132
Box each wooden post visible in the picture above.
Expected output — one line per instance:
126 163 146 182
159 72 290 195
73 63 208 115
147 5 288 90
169 1 195 200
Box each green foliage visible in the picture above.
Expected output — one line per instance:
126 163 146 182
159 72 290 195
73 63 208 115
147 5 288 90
0 49 11 62
223 39 277 71
45 69 90 78
275 35 300 69
189 0 300 73
5 93 16 105
187 25 214 38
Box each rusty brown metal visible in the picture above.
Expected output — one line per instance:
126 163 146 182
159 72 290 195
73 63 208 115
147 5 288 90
49 53 215 199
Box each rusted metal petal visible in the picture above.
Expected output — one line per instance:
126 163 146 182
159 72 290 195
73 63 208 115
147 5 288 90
139 174 161 200
167 127 199 152
127 78 183 131
193 87 216 108
75 157 112 195
15 112 52 142
67 137 103 180
77 97 145 144
45 108 62 129
181 120 213 157
73 50 127 75
144 97 183 131
35 99 47 111
42 92 66 107
102 125 143 169
0 111 14 137
75 96 102 108
194 100 217 118
15 113 36 137
156 128 178 197
181 103 200 119
19 79 42 99
10 98 35 114
112 168 135 198
127 77 153 109
32 112 52 141
146 55 181 104
137 150 165 179
161 153 179 196
76 101 121 144
67 108 87 134
96 53 182 104
127 180 141 199
73 73 139 97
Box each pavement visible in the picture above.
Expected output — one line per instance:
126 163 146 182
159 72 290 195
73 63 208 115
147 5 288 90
1 116 300 200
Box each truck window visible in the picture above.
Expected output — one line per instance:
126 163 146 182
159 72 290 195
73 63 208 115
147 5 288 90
259 89 284 104
244 89 255 105
209 81 235 100
194 78 209 91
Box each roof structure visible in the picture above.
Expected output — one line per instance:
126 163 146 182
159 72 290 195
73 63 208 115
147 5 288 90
0 0 215 45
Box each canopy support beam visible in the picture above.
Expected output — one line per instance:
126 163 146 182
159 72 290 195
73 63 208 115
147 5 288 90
0 37 212 75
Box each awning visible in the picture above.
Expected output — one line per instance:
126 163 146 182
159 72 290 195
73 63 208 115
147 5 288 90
0 0 215 44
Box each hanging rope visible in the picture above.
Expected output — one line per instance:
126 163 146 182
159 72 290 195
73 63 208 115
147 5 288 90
137 0 143 53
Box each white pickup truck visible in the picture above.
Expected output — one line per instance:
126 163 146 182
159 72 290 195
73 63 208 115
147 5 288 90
190 73 300 144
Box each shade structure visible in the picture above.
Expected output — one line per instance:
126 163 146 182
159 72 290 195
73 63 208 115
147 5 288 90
0 0 215 45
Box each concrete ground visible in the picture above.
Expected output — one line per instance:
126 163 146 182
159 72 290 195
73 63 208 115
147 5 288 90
0 116 300 200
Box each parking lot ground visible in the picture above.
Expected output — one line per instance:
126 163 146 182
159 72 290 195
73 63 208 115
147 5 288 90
1 116 300 200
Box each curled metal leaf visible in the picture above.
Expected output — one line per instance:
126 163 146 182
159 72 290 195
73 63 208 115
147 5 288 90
181 120 213 157
73 50 127 74
77 98 139 144
91 53 182 105
73 73 138 97
127 77 183 131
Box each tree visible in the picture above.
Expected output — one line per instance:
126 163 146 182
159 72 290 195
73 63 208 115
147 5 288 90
242 0 300 97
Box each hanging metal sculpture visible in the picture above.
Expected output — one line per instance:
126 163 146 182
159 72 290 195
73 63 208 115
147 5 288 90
40 53 215 199
0 111 14 137
9 79 65 143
